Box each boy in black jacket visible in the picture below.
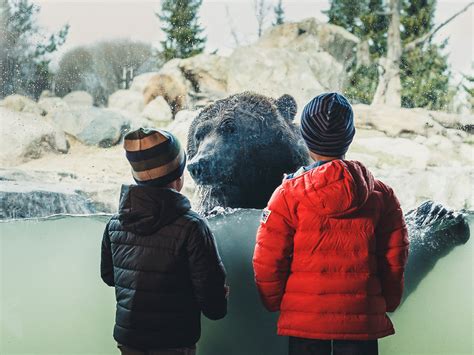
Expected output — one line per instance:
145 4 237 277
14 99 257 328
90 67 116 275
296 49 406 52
101 128 228 355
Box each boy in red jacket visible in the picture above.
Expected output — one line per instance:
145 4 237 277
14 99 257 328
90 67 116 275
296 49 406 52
253 93 409 355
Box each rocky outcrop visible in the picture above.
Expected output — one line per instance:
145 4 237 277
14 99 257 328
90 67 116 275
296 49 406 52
226 18 358 108
63 91 94 107
136 18 358 111
353 104 447 137
0 94 45 116
108 89 145 113
141 96 173 124
37 97 69 115
46 107 132 147
130 72 159 94
0 108 69 167
0 180 97 219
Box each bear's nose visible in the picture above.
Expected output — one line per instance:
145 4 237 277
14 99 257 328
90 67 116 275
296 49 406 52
187 158 211 181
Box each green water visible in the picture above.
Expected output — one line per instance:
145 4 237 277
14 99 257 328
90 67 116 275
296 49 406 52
1 213 472 355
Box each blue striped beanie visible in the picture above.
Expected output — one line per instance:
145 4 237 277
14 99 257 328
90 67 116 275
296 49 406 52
123 128 186 187
300 92 356 157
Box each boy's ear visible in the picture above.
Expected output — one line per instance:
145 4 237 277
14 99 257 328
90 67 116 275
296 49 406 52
276 94 297 122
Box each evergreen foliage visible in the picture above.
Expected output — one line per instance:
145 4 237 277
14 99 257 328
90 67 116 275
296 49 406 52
326 0 451 110
159 0 206 62
273 0 284 26
0 0 68 99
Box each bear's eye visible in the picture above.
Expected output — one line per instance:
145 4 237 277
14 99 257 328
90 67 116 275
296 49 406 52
195 124 211 141
219 120 237 134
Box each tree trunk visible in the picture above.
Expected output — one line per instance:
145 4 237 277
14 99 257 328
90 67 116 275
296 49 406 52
372 0 402 107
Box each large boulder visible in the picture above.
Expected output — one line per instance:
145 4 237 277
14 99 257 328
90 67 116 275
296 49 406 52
108 89 145 113
423 109 473 132
47 107 131 147
62 91 94 107
0 108 69 167
227 18 359 104
144 18 359 112
167 109 200 148
0 180 97 219
353 104 446 137
129 72 159 93
179 54 229 96
226 47 326 109
141 96 173 125
0 94 44 116
37 97 69 115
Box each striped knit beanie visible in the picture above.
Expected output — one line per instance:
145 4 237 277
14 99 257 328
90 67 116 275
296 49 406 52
300 92 356 157
123 128 186 187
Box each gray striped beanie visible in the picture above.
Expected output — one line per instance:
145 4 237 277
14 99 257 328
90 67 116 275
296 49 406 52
301 92 356 157
123 128 186 187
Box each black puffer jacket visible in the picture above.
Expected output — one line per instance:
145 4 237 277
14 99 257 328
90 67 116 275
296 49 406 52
101 185 227 350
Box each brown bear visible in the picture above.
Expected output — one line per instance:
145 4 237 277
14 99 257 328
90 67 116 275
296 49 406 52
143 73 187 116
187 91 310 211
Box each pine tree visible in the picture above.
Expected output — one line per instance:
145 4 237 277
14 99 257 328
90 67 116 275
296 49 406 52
0 0 68 99
326 0 387 104
159 0 206 62
399 0 451 110
273 0 284 26
325 0 364 36
326 0 451 110
462 75 474 112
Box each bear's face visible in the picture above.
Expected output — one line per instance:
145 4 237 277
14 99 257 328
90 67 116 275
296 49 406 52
187 92 309 210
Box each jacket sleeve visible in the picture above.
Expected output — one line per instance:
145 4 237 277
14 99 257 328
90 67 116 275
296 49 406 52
253 186 295 312
375 184 409 312
100 222 115 287
187 220 227 320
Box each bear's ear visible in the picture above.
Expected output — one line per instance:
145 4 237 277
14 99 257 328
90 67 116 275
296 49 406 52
276 94 297 122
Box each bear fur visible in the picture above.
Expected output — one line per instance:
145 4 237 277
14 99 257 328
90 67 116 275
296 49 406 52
143 74 187 116
187 91 310 210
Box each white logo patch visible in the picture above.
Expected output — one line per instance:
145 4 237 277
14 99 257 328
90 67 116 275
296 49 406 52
261 208 272 223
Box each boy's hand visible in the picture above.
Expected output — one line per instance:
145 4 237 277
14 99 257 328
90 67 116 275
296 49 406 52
224 285 230 299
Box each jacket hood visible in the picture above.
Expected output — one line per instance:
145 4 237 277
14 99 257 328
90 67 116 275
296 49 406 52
118 184 191 235
285 160 375 217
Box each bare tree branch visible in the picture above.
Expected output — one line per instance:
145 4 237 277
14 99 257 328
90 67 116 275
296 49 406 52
405 2 473 51
225 5 241 46
254 0 271 37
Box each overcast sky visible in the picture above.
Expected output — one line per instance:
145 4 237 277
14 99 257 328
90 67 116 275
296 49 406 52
33 0 473 76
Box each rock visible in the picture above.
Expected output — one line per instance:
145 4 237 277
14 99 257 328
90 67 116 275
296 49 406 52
62 91 94 107
0 108 69 167
167 109 200 148
374 167 474 211
0 180 97 219
108 89 145 113
353 104 445 137
0 168 121 219
141 96 173 125
258 18 359 66
424 109 474 132
179 54 229 95
129 72 159 93
227 47 326 110
37 97 69 115
0 94 44 116
350 136 431 170
458 144 473 165
47 107 130 147
148 18 358 112
39 90 55 99
225 18 358 109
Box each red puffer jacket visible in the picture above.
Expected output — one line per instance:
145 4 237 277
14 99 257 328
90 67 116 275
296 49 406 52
253 160 409 340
